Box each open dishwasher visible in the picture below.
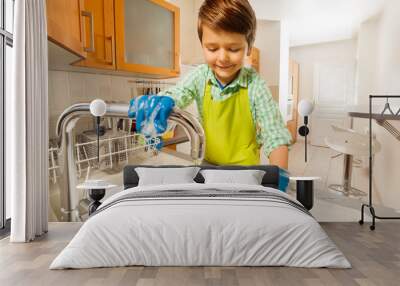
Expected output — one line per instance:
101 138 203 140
50 103 205 222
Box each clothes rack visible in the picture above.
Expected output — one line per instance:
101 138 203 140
359 95 400 230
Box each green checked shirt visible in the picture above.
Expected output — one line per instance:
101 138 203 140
161 64 292 157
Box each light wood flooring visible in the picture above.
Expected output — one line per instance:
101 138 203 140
1 222 400 286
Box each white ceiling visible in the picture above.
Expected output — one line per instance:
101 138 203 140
250 0 385 47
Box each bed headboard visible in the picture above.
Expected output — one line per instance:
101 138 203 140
123 165 280 190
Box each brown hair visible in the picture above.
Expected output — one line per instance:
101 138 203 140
198 0 257 50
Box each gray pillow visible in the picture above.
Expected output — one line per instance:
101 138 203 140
200 169 266 185
135 167 201 186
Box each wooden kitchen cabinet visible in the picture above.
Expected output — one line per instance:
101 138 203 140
48 0 180 78
47 0 87 58
114 0 180 78
245 47 260 72
74 0 116 70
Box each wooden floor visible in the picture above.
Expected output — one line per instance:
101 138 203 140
0 222 399 286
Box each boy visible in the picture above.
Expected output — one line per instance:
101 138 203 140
162 0 292 168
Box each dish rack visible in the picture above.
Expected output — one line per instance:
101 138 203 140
48 132 160 181
49 139 60 184
74 131 160 178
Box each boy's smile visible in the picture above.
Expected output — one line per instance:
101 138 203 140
201 25 250 86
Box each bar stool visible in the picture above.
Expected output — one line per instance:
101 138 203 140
324 125 381 197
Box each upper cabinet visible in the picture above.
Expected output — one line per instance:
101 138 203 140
114 0 180 77
47 0 87 58
74 0 116 70
48 0 180 78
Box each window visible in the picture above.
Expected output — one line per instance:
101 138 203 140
0 0 14 234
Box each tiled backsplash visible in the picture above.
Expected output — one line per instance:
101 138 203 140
49 72 131 138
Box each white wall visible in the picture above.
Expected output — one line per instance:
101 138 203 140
376 0 400 94
356 0 400 100
353 0 400 210
279 21 290 121
253 20 290 164
254 20 289 163
254 20 281 86
167 0 204 65
290 39 358 128
355 16 380 105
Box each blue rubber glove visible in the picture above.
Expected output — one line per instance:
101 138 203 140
128 95 148 132
153 96 175 134
278 168 290 192
128 95 175 137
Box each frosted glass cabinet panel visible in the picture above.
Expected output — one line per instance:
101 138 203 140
115 0 180 78
125 0 173 68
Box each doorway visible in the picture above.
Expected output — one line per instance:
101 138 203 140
310 62 356 146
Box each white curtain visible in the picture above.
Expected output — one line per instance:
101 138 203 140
8 0 49 242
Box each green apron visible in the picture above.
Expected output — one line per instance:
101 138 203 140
203 82 260 165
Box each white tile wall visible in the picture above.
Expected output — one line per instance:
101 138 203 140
68 72 86 104
110 76 132 102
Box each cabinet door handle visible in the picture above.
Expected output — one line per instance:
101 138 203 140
81 11 95 53
105 35 114 65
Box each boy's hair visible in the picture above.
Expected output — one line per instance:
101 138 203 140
198 0 257 50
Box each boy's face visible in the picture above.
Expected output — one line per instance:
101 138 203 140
201 25 249 86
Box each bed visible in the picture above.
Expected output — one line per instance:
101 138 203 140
50 165 351 269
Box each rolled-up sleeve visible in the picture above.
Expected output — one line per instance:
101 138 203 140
160 66 205 109
253 80 292 158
